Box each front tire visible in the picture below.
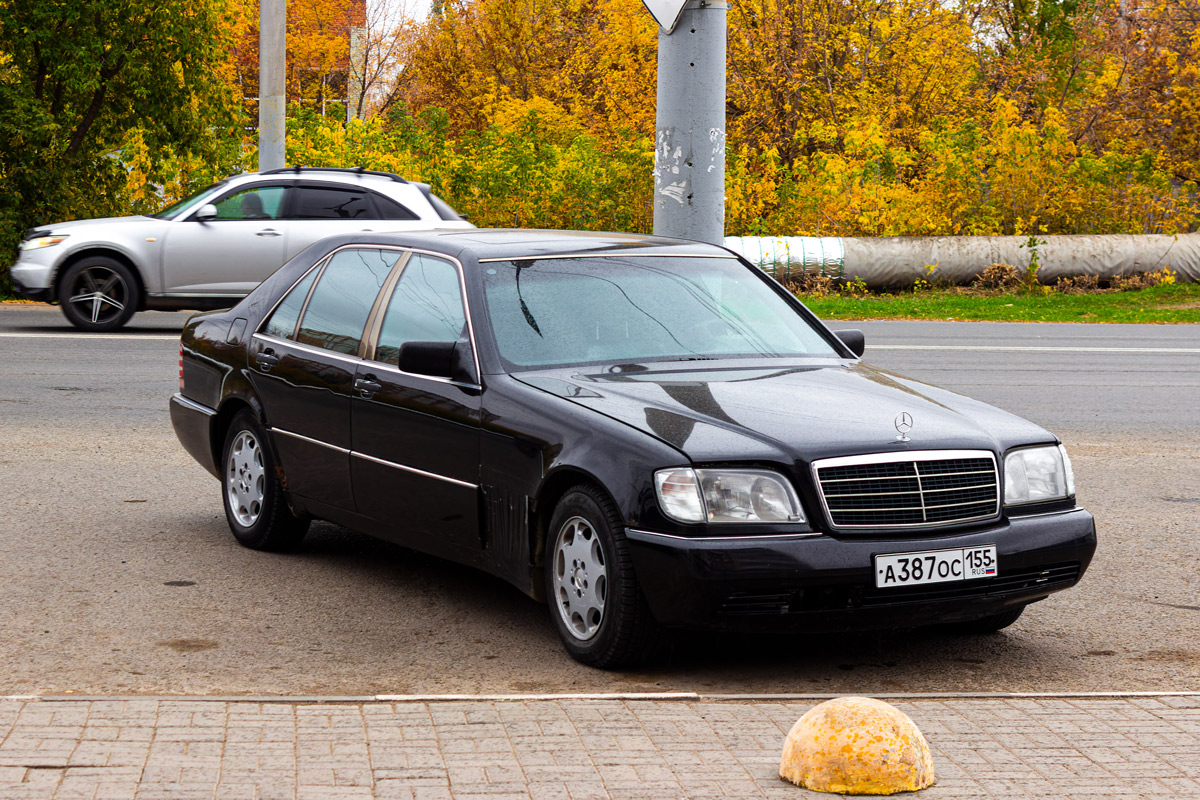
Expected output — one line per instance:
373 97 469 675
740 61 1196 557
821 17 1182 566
59 257 138 332
545 485 657 668
221 410 309 551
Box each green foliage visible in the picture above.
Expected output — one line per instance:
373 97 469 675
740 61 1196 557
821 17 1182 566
285 107 653 233
0 0 243 290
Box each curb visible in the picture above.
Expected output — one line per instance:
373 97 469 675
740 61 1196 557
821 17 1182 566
4 690 1198 704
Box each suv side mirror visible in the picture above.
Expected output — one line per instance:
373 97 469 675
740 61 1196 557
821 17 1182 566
835 329 866 358
194 204 218 222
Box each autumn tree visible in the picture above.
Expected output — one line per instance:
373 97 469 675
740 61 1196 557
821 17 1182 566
0 0 239 280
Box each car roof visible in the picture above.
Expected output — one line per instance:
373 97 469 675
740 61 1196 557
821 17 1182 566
314 228 734 263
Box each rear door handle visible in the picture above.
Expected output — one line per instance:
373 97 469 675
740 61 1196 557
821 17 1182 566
256 228 282 237
354 376 381 398
255 349 279 371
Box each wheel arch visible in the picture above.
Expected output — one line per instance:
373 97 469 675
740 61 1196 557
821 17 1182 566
210 395 265 473
530 467 621 599
53 247 147 309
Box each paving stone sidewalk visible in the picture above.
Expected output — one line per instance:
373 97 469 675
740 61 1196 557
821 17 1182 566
0 694 1198 800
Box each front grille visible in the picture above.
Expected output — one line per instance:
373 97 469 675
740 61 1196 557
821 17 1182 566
814 450 999 530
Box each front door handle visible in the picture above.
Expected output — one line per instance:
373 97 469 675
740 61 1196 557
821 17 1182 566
256 228 282 237
354 376 382 398
255 349 279 371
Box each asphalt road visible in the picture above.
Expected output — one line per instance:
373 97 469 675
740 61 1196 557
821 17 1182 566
1 303 1198 696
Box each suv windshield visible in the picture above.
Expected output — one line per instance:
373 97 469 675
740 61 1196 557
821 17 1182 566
151 181 227 219
481 256 839 369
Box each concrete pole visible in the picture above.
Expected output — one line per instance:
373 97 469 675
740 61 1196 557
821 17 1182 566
258 0 287 172
653 0 727 245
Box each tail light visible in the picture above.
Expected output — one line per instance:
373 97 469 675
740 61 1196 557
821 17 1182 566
178 345 185 392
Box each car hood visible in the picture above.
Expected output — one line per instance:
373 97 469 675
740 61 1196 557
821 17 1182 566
516 359 1057 464
38 215 155 233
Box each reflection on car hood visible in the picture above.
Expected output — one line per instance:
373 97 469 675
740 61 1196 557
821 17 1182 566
517 360 1056 463
39 215 156 232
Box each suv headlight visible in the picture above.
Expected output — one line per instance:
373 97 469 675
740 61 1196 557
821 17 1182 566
654 468 806 524
1004 444 1074 505
20 234 68 251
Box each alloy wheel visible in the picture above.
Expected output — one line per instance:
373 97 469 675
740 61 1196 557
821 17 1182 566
65 265 129 326
227 431 266 528
552 515 608 641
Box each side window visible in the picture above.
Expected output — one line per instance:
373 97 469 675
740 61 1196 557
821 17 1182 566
293 249 400 355
374 255 467 365
211 186 286 220
262 267 319 340
290 186 370 219
370 193 419 221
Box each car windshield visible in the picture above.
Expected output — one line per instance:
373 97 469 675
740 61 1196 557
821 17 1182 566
480 256 840 369
150 181 226 219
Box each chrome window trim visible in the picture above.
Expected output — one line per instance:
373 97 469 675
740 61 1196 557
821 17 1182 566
361 359 480 390
811 449 1001 531
271 427 351 454
253 332 363 367
351 451 478 490
255 257 330 338
356 245 483 384
477 253 734 263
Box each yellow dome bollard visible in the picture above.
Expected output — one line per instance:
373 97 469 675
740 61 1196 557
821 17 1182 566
779 696 935 795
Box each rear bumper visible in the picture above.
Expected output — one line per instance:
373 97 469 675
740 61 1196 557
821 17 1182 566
170 393 219 479
626 507 1096 632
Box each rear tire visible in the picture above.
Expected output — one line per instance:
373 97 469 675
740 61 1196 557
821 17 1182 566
545 485 658 668
221 409 309 551
59 257 138 332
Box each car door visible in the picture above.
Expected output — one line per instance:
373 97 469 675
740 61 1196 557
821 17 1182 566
350 251 483 558
280 183 385 262
160 183 292 295
248 246 402 510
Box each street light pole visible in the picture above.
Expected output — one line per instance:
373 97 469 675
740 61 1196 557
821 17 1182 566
652 0 727 245
259 0 287 172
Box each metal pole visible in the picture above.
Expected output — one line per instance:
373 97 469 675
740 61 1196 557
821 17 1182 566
653 0 727 245
259 0 287 172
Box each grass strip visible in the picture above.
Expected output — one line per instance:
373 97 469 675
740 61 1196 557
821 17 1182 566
799 283 1200 324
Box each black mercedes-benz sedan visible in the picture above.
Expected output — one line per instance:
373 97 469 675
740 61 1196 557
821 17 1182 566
170 229 1096 668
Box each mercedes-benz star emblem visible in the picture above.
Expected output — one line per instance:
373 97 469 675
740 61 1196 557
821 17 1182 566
894 412 914 442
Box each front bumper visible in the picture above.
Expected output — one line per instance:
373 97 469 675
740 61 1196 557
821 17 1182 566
10 252 56 302
626 507 1096 632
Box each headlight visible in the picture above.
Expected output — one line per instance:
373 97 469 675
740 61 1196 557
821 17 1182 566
1004 444 1074 505
654 468 806 524
20 235 68 251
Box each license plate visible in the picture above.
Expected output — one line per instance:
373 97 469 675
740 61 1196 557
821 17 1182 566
874 545 997 588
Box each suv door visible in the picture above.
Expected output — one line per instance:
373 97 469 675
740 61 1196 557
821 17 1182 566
281 183 393 261
350 252 483 559
249 247 402 510
160 183 292 296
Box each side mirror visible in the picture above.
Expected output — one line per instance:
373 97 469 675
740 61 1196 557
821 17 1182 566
194 204 218 222
835 329 866 358
398 340 460 380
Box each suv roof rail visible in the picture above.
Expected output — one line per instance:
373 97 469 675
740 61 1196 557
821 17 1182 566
259 166 409 184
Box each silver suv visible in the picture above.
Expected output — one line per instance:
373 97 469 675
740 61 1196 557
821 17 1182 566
9 167 473 331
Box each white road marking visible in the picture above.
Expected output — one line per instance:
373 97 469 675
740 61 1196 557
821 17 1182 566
869 344 1200 354
0 332 178 341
